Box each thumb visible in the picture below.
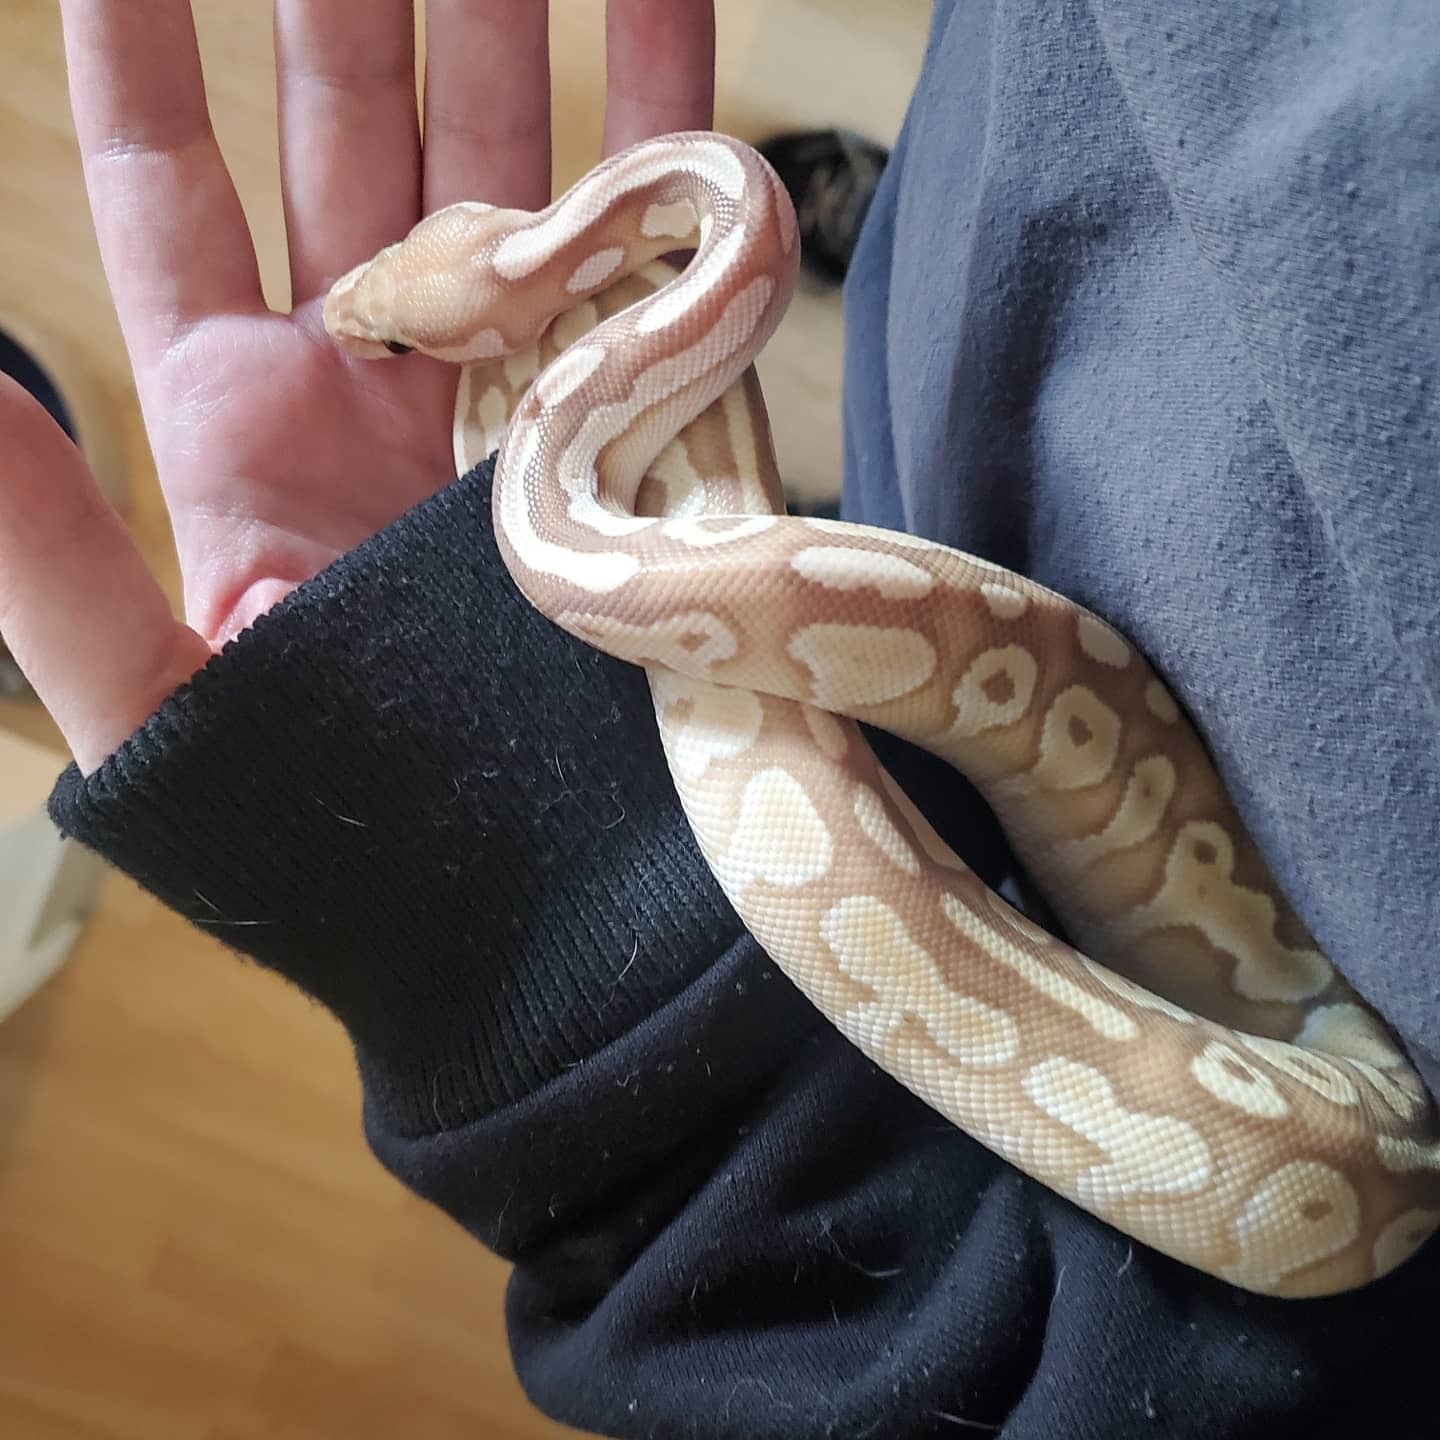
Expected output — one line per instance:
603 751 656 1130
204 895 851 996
0 374 210 774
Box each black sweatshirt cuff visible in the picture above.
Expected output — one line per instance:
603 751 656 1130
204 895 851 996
48 457 744 1136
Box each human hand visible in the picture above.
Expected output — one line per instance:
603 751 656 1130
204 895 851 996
0 0 715 775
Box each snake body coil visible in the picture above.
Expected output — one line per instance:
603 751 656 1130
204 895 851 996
325 131 1440 1298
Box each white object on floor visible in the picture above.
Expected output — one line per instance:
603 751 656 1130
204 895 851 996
0 727 105 1023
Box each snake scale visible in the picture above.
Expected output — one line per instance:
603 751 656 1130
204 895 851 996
323 131 1440 1298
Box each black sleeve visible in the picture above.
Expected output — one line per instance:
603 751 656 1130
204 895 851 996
48 456 1440 1440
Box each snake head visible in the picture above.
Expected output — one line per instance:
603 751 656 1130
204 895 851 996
322 201 543 364
322 246 416 360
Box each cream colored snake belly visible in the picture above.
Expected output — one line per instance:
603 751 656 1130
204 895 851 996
324 131 1440 1298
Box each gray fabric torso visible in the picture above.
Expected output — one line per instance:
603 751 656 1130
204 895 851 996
841 0 1440 1085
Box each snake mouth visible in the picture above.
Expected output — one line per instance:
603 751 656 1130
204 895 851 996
321 260 410 359
327 329 405 361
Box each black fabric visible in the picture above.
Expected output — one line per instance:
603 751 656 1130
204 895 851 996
48 448 1440 1439
49 456 748 1134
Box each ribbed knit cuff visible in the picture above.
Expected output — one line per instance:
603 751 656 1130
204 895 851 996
49 457 743 1135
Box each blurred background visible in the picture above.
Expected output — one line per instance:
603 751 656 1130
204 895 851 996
0 2 927 1435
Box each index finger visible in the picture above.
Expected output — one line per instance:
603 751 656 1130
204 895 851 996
602 0 715 156
0 377 211 774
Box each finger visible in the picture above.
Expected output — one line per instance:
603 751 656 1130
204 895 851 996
274 0 423 305
423 0 551 212
59 0 264 371
0 378 211 775
602 0 714 156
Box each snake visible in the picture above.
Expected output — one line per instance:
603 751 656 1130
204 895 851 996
322 130 1440 1299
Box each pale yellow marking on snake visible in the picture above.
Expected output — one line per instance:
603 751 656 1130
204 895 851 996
1032 686 1122 791
1022 1058 1213 1200
503 346 541 389
950 646 1038 738
1234 1034 1362 1108
560 609 738 676
1373 1210 1440 1275
803 706 850 762
1223 1163 1360 1289
1061 755 1177 867
567 246 626 294
1144 679 1181 724
853 787 923 876
662 515 777 546
552 300 601 352
791 547 937 599
646 446 709 517
790 625 937 710
821 897 1021 1066
650 673 765 782
1077 614 1132 668
497 425 641 591
719 382 771 515
940 893 1138 1042
1295 1004 1408 1069
719 768 833 892
1124 822 1334 1003
534 344 606 406
637 227 750 337
1377 1136 1440 1175
1353 1062 1428 1122
981 584 1030 620
1191 1041 1290 1119
641 199 701 239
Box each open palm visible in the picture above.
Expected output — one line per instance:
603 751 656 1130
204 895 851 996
0 0 714 773
142 306 458 642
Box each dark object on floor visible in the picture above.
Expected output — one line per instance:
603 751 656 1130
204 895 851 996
757 128 889 284
0 329 79 698
0 328 77 441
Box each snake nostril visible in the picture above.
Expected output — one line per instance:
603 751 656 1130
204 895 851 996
383 340 413 355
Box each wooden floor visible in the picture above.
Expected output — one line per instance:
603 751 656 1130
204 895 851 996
0 3 928 1437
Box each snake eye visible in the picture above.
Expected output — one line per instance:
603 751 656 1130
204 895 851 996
383 340 413 355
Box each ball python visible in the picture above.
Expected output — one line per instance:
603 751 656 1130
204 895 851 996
323 130 1440 1298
